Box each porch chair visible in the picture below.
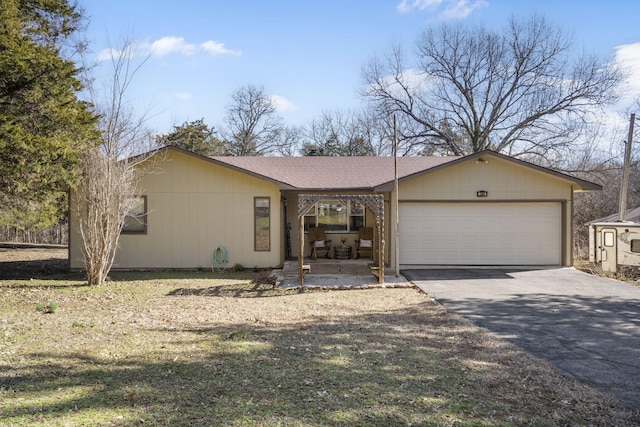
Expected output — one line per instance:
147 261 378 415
354 226 374 259
309 227 332 259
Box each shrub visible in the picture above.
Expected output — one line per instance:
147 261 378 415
36 301 58 314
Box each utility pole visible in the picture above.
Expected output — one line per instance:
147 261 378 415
619 113 635 221
393 115 399 277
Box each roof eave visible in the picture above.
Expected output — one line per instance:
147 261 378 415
469 150 603 191
287 187 379 193
146 146 296 189
375 156 462 188
380 150 601 192
587 221 640 226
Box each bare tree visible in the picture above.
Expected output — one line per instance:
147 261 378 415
75 151 139 285
361 15 624 161
75 37 154 285
569 107 640 258
275 125 306 156
304 108 393 156
220 85 285 156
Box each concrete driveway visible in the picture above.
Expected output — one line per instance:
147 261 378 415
403 267 640 412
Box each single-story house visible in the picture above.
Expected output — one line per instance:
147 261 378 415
69 146 601 277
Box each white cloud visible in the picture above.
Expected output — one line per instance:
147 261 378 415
97 47 117 62
270 94 298 114
201 40 241 56
397 0 442 13
615 42 640 104
378 68 432 95
362 67 434 105
439 0 488 19
97 36 241 61
397 0 487 19
149 36 197 57
172 92 193 101
97 46 135 62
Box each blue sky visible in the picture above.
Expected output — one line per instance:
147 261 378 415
81 0 640 135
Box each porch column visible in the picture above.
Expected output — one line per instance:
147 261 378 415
378 219 384 284
298 213 304 285
297 194 322 286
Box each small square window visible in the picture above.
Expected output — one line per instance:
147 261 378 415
631 240 640 253
122 196 147 234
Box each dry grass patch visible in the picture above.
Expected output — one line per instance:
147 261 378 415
1 247 638 426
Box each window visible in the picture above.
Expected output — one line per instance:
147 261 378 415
254 197 270 251
603 231 615 247
349 200 365 231
122 196 147 234
632 239 640 253
304 199 365 233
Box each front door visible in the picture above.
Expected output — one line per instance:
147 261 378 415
601 228 617 272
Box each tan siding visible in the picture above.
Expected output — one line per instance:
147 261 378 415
70 150 281 270
400 156 570 200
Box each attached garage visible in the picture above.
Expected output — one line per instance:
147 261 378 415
399 202 563 265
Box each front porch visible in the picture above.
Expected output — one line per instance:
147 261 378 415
293 193 388 285
274 258 411 289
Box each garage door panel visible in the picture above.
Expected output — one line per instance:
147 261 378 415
399 202 561 265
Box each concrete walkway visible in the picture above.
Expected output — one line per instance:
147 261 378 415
403 267 640 412
274 259 412 289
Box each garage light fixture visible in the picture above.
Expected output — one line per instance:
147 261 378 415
476 190 488 197
475 158 488 164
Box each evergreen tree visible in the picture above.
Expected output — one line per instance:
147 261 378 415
156 119 225 156
0 0 97 226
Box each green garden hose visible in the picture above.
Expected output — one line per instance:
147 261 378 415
212 246 228 271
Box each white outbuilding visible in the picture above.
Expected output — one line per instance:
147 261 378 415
588 207 640 272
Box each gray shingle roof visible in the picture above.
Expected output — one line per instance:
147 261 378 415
211 156 459 190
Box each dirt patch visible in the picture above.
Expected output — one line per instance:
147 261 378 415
575 260 640 286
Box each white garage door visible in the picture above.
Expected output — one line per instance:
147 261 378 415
399 202 562 265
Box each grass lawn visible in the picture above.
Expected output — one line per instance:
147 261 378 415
0 247 638 426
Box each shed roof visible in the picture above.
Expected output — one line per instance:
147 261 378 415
588 206 640 224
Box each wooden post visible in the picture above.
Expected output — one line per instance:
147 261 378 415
298 213 304 285
378 219 384 284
